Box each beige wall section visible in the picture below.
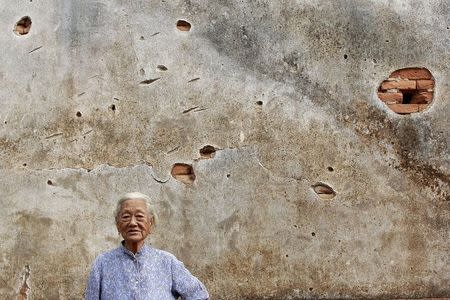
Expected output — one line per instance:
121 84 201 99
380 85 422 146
0 0 449 299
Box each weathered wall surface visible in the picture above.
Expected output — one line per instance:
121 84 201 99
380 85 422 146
0 0 449 299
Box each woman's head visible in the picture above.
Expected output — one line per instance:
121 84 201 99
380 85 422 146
115 192 158 249
114 192 158 225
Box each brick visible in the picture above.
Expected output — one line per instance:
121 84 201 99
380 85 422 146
387 104 419 114
418 104 430 112
390 68 432 80
380 80 416 90
377 92 403 104
410 92 433 104
416 79 434 90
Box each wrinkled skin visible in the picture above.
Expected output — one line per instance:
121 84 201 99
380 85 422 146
116 199 153 253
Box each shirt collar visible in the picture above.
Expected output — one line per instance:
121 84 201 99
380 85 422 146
120 241 149 258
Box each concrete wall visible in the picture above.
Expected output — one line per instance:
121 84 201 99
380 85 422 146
0 0 449 299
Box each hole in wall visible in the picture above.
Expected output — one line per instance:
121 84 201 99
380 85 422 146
402 92 413 104
311 232 316 236
176 20 191 31
109 104 116 111
47 180 53 185
157 65 168 71
256 101 263 106
226 174 230 178
14 16 32 36
171 163 195 184
343 54 348 59
327 166 334 172
76 111 82 117
377 67 434 114
199 145 216 159
312 183 336 200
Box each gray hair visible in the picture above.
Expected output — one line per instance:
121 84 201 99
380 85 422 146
114 192 158 226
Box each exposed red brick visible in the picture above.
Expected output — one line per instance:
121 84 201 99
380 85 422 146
416 79 434 90
377 92 403 104
380 80 416 91
387 104 420 114
390 68 432 80
171 163 195 184
410 92 433 104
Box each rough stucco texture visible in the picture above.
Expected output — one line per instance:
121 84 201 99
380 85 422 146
0 0 449 299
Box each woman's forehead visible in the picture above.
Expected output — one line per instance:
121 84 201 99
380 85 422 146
120 199 147 211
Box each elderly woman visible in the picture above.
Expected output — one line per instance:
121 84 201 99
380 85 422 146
85 192 209 300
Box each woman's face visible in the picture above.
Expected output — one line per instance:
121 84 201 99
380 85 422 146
116 199 153 245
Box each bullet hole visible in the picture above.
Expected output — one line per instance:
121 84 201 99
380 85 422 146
47 180 53 185
171 163 195 184
22 163 27 166
109 104 116 111
338 239 341 243
14 16 32 36
157 65 168 71
176 20 191 31
311 232 315 236
76 111 82 117
309 287 313 291
343 54 348 59
140 36 144 40
4 121 7 124
293 224 298 228
312 183 336 200
199 145 216 159
377 67 435 114
285 254 289 257
373 58 377 63
226 174 231 178
256 101 263 105
327 166 334 172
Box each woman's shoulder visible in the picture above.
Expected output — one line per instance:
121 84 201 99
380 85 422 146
146 246 182 265
92 247 123 265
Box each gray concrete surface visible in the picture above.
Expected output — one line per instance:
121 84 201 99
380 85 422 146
0 0 449 299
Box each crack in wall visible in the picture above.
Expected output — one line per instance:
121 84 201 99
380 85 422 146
16 265 30 300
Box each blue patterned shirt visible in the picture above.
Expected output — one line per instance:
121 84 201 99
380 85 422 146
85 243 209 300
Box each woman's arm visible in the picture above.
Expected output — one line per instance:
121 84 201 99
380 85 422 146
85 258 102 300
171 257 209 300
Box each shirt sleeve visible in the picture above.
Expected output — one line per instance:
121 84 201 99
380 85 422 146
171 257 209 300
85 257 102 300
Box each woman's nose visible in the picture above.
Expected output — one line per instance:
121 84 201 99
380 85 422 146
129 215 138 225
